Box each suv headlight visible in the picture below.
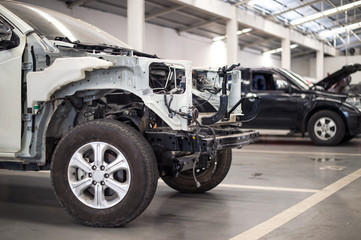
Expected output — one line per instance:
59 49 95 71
346 96 361 110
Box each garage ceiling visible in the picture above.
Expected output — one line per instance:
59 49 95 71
225 0 361 55
59 0 361 58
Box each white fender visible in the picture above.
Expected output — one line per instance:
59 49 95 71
27 56 113 109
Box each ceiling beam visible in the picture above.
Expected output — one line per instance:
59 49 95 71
147 0 210 22
315 17 361 34
168 0 233 20
240 37 278 50
67 0 97 9
145 5 185 21
336 39 361 50
177 19 219 33
291 49 315 58
291 1 361 26
267 0 322 19
234 0 252 6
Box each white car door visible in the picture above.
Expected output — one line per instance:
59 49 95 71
0 18 25 153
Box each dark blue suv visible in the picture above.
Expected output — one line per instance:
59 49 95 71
239 66 361 145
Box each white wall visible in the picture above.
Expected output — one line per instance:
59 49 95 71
240 49 281 68
144 23 227 67
291 55 314 77
291 54 361 85
324 55 361 84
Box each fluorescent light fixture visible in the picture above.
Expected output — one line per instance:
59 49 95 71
319 21 361 38
213 36 226 42
263 44 298 55
212 28 253 42
290 1 361 25
236 27 253 35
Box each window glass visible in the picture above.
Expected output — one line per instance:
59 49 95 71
273 73 288 90
252 72 276 91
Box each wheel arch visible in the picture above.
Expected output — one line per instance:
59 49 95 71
44 88 146 166
302 105 349 135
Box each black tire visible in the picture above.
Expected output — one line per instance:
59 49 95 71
161 149 232 193
51 120 158 227
342 132 355 143
307 110 345 146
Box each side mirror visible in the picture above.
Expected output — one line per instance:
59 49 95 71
0 23 19 50
0 40 18 50
0 23 11 39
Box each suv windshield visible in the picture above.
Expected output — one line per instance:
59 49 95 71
2 1 132 49
279 68 313 90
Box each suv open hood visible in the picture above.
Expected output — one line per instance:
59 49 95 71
314 64 361 90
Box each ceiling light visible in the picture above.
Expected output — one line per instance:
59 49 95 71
290 1 361 26
263 44 298 55
237 27 253 35
212 28 253 42
213 36 226 42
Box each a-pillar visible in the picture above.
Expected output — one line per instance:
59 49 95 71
281 32 291 70
316 47 324 80
226 6 238 65
127 0 144 51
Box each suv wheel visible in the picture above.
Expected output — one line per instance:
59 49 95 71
161 149 232 193
307 110 345 146
51 120 158 227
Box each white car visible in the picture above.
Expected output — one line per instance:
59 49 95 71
0 1 258 227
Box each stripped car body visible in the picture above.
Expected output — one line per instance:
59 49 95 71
192 67 260 124
0 1 258 227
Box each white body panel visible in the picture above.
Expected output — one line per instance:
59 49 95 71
54 57 193 131
26 57 113 109
228 70 242 115
0 31 26 153
26 55 192 131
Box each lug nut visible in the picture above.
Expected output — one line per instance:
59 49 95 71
101 181 105 186
104 173 109 178
100 166 105 171
92 165 97 170
92 180 97 185
88 173 92 177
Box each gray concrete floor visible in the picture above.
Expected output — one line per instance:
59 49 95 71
1 135 361 240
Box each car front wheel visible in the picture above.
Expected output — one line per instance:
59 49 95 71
51 120 158 227
307 110 345 146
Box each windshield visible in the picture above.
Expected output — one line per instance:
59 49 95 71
2 1 132 49
279 68 313 90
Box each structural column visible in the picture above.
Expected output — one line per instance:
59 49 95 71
316 47 324 80
281 32 291 70
127 0 144 51
226 6 238 65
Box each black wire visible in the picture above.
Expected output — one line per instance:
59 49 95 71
192 119 218 187
193 93 213 108
163 92 190 119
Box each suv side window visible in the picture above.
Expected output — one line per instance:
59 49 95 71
252 72 276 91
273 73 289 91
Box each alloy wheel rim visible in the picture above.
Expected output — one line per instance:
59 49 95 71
314 117 337 141
67 142 131 209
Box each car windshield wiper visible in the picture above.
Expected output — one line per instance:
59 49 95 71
54 36 79 44
73 42 133 55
